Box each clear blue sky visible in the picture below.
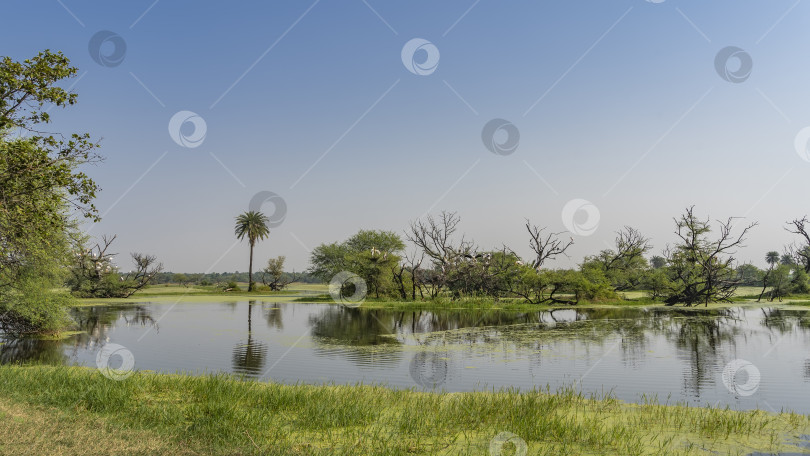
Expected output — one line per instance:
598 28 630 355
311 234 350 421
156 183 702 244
4 0 809 272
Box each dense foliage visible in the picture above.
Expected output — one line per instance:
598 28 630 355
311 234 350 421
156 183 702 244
0 51 99 333
308 208 810 306
147 270 320 286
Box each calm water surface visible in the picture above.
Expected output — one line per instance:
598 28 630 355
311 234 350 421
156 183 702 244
2 301 809 414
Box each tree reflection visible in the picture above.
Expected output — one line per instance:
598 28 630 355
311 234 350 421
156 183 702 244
1 305 159 366
760 308 810 333
262 302 284 330
0 337 66 365
231 301 267 378
304 304 772 396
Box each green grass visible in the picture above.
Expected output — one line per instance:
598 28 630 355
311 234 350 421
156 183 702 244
318 296 655 313
74 282 327 306
0 365 807 455
74 282 810 312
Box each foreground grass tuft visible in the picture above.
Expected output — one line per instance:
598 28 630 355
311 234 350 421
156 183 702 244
0 365 808 455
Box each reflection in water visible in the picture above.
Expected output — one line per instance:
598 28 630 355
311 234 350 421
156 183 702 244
263 303 284 331
2 302 810 413
0 305 159 367
231 302 268 378
0 337 66 365
670 312 740 396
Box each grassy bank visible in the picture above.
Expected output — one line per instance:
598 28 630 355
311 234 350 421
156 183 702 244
74 282 810 312
74 283 327 306
0 365 808 455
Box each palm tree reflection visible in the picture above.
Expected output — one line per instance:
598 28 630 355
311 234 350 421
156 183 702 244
231 301 268 378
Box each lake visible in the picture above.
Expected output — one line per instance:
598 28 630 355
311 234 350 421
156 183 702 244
2 301 809 414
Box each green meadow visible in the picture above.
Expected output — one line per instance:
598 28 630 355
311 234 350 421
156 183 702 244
1 365 808 456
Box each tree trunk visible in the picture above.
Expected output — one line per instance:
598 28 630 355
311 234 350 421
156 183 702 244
758 268 771 302
248 241 255 292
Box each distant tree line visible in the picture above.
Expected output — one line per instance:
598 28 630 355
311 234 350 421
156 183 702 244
149 270 321 287
309 208 810 307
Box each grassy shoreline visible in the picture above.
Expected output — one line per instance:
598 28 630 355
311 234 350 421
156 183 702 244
75 286 810 312
0 365 808 455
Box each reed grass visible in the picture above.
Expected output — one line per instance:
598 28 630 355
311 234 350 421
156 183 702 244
0 365 807 455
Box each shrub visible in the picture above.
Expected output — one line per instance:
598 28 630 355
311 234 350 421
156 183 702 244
791 268 810 294
0 271 75 335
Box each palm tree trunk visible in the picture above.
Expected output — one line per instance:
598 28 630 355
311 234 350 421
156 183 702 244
248 240 255 292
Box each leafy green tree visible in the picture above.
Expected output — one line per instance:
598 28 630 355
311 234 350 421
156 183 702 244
0 51 100 332
581 227 651 291
641 268 672 300
443 248 524 299
234 211 270 292
173 273 190 287
765 264 792 302
736 263 765 287
511 266 615 305
309 242 351 282
260 256 295 291
309 230 405 298
790 267 810 294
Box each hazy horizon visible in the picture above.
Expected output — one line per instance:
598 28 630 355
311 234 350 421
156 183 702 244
5 0 809 273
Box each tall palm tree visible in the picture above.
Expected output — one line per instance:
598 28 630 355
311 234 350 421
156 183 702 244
234 211 270 292
766 251 780 267
759 251 781 302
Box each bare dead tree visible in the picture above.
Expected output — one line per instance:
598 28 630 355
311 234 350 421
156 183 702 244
786 216 810 272
70 234 118 292
585 226 652 291
525 220 573 270
406 211 477 297
608 227 651 269
68 234 162 298
406 211 466 266
664 207 757 306
391 263 408 300
122 253 163 297
404 249 424 300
